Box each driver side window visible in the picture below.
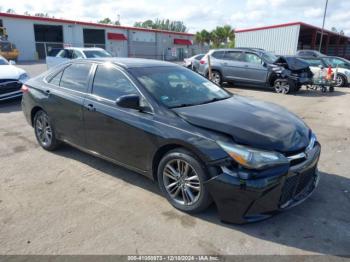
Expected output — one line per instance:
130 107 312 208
92 65 138 101
244 53 262 65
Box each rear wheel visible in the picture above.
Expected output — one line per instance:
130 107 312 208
34 110 60 151
208 70 222 86
157 149 212 213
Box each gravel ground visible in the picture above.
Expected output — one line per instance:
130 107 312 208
0 63 349 255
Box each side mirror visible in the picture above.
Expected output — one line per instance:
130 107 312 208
116 94 141 110
9 60 16 65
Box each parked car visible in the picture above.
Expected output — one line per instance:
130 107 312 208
0 55 29 101
198 48 313 93
183 54 204 72
296 50 325 58
46 47 112 69
300 56 350 87
22 58 321 224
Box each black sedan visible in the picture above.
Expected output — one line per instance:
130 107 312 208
21 58 321 224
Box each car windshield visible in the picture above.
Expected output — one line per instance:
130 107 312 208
262 52 278 63
83 50 112 58
130 66 231 108
0 57 9 65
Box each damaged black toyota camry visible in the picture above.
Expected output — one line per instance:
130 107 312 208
22 58 321 224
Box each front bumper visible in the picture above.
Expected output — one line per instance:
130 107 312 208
205 144 321 224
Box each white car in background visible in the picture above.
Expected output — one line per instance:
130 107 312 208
0 55 29 101
183 54 205 72
299 56 350 87
46 47 113 69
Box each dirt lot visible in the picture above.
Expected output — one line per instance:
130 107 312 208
0 63 349 255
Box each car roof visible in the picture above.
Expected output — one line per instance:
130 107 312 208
72 57 179 69
209 48 266 54
64 47 105 51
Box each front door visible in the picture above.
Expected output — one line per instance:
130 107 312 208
240 52 268 84
83 64 156 172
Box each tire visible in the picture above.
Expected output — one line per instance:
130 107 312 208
208 70 222 86
335 74 346 87
274 79 297 94
157 148 212 213
34 110 60 151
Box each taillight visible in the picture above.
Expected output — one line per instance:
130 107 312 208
200 60 206 64
21 84 29 93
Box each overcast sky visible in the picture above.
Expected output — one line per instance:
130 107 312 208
1 0 349 34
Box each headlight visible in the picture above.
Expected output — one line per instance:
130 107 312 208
217 141 289 170
19 73 29 82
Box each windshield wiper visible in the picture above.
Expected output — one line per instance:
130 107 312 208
170 97 229 109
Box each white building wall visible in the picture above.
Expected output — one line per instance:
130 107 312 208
105 28 128 57
1 15 194 61
2 17 36 60
235 25 300 55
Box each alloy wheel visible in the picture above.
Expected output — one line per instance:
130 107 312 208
162 159 201 206
211 72 221 85
35 112 53 147
335 75 344 87
274 80 290 94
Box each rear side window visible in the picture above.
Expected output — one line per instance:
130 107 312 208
223 51 242 61
49 70 63 86
60 63 92 92
92 65 137 101
211 51 225 59
195 54 204 60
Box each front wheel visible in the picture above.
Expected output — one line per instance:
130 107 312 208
335 75 346 87
274 79 297 94
157 149 212 213
34 110 60 151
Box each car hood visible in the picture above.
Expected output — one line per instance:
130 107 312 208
173 96 310 153
0 65 25 79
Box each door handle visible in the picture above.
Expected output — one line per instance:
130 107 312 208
86 104 96 112
222 62 228 66
244 65 249 68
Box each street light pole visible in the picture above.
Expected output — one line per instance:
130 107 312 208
319 0 329 52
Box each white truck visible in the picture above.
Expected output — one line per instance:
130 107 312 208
46 47 112 69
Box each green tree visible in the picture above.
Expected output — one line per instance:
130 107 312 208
195 29 211 51
34 13 49 17
98 18 113 24
133 19 187 32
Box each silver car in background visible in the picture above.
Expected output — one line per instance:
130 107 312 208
197 48 279 87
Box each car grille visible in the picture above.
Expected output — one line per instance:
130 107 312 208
279 167 316 207
0 79 21 95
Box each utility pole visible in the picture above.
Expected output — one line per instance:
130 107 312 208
319 0 329 52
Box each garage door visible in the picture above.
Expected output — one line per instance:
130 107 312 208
34 24 64 59
83 29 106 49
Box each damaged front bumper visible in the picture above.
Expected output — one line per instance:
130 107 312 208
205 144 321 224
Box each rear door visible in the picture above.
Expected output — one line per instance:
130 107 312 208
220 50 245 81
45 63 93 146
83 64 156 172
239 52 268 84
